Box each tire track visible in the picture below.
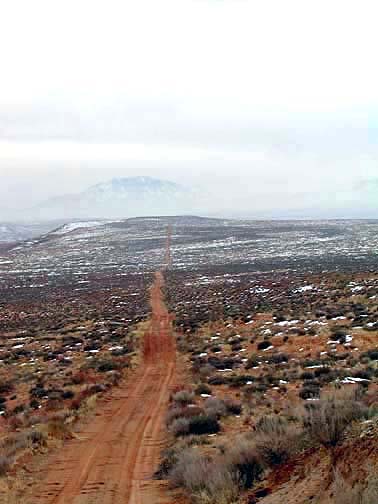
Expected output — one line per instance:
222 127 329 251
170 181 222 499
23 271 176 504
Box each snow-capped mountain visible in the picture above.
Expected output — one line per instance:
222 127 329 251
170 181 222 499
32 177 194 220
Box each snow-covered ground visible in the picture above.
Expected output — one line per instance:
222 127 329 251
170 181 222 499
52 221 107 234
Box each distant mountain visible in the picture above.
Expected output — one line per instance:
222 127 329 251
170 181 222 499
32 177 194 220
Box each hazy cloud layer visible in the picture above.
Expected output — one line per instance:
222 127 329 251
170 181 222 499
0 0 377 218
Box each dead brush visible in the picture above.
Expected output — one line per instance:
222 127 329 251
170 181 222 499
0 428 47 476
171 390 195 406
222 436 264 490
47 419 72 440
168 448 240 504
254 415 303 466
47 410 74 439
155 436 211 479
303 387 367 447
169 417 191 437
203 397 227 419
169 448 210 492
166 405 204 426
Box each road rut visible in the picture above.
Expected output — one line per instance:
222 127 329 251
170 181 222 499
27 271 176 504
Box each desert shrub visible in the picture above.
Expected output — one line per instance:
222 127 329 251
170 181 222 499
172 390 195 406
301 371 315 380
29 398 40 409
203 397 227 419
320 369 348 384
303 388 367 446
155 446 179 479
228 374 254 387
354 369 373 380
99 370 121 387
290 327 306 336
208 356 236 370
169 448 239 504
231 343 243 352
195 383 212 396
361 349 378 361
111 347 130 356
254 415 303 466
224 437 264 489
170 417 191 437
208 375 228 386
87 384 107 395
27 429 47 446
261 373 280 387
268 353 289 364
304 358 330 367
257 340 272 351
198 364 215 379
188 415 220 436
47 417 72 439
96 359 121 372
299 383 320 400
332 352 349 362
246 383 268 394
29 385 47 399
224 398 242 415
166 405 204 426
12 404 26 415
71 371 87 385
330 326 348 336
0 427 46 471
228 336 242 346
62 390 75 400
169 448 210 492
155 437 210 479
314 367 331 378
0 381 14 394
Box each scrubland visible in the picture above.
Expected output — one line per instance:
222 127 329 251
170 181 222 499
0 216 377 503
161 269 378 504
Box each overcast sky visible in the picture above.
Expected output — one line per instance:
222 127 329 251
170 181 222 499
0 0 377 216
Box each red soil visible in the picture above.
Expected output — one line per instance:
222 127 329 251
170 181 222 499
24 271 176 503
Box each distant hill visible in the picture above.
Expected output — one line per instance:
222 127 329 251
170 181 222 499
32 177 194 220
0 221 65 243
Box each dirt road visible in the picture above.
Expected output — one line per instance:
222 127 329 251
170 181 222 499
26 271 176 504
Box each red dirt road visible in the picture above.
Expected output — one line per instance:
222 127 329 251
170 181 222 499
26 271 176 504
